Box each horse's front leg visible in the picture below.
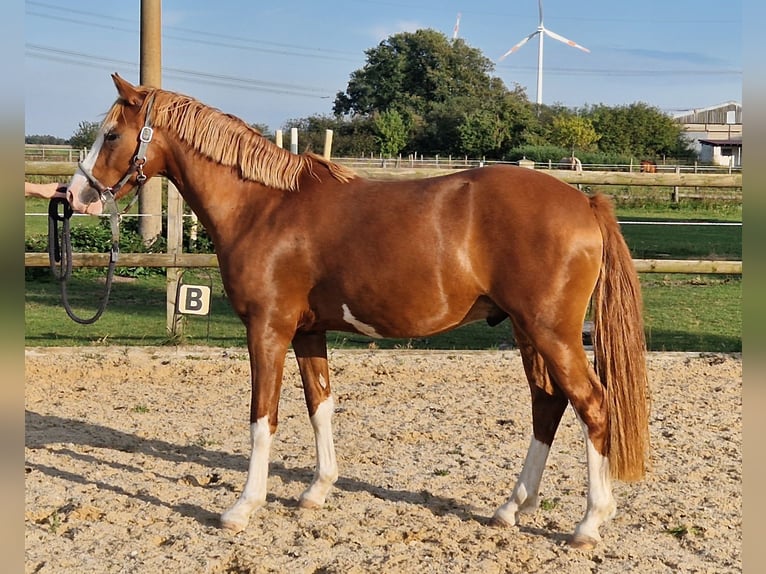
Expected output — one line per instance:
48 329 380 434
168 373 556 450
220 323 291 533
292 331 338 509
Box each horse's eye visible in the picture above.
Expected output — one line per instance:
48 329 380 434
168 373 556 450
105 132 120 142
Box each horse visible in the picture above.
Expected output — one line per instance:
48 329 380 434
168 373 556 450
640 160 657 173
559 155 582 172
66 74 649 550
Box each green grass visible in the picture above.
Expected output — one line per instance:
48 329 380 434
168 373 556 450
619 218 741 260
641 274 741 352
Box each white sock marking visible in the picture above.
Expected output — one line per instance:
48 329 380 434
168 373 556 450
221 415 273 530
300 396 338 507
494 436 550 524
573 412 615 542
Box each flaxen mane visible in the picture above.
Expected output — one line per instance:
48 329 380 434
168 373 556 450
105 88 356 191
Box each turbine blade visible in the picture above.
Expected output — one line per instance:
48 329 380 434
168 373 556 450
453 12 461 40
538 0 544 25
498 31 539 61
544 28 590 53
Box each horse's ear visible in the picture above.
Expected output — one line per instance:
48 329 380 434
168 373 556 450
111 73 144 107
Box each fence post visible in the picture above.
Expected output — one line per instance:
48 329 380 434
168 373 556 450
672 166 680 203
323 129 333 159
290 128 298 154
275 130 283 149
166 180 185 336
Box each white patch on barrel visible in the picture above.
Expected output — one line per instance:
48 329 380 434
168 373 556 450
341 304 383 339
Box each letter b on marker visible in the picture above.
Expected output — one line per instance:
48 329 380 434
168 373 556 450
178 285 211 315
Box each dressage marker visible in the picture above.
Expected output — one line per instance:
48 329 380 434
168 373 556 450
66 74 650 549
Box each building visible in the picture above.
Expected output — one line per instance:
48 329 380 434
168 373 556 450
673 102 742 167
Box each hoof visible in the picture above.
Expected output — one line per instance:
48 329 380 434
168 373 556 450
220 517 247 533
220 508 251 533
298 497 322 510
489 514 514 528
568 533 599 550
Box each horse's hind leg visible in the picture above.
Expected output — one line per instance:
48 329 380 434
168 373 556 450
532 330 616 549
292 331 339 509
492 326 569 527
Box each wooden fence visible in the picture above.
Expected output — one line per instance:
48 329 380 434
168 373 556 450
22 252 742 275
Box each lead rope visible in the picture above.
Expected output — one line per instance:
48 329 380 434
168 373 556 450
48 194 121 325
49 92 154 324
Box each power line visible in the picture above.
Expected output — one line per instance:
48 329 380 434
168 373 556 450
26 44 335 99
26 3 361 63
26 2 738 78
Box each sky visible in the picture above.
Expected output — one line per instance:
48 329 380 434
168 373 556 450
24 0 742 140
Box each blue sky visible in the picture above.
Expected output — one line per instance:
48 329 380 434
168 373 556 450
25 0 742 139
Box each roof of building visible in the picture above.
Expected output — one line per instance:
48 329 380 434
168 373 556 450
674 101 742 125
698 138 742 147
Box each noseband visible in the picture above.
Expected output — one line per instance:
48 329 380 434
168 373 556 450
77 92 157 211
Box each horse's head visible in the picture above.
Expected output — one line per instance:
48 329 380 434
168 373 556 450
67 74 162 215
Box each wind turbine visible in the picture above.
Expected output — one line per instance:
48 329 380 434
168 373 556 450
498 0 589 106
452 12 461 41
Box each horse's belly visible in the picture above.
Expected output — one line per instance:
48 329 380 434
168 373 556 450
330 293 503 340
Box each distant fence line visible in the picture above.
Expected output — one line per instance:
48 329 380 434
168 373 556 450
25 144 741 175
25 161 742 189
24 145 87 163
336 155 741 175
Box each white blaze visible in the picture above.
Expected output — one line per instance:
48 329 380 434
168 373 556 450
67 122 113 215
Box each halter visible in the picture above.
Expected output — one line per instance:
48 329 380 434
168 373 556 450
49 92 157 324
76 92 157 213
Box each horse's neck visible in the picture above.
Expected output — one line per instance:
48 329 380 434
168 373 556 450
163 146 277 239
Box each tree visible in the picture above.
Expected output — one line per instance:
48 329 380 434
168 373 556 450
250 123 272 138
334 30 497 119
373 109 408 158
333 29 534 159
69 120 100 149
282 114 378 157
586 103 684 158
549 114 600 156
25 134 68 145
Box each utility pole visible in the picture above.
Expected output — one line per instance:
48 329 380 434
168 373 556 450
139 0 163 245
139 0 182 335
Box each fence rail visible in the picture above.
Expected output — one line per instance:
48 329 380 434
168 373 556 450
25 161 742 188
24 145 86 163
335 156 742 175
23 252 742 275
26 146 742 174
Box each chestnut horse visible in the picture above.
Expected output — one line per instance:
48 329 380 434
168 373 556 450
67 74 649 549
640 160 657 173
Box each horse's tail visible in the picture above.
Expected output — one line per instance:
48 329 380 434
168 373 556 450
590 194 650 482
